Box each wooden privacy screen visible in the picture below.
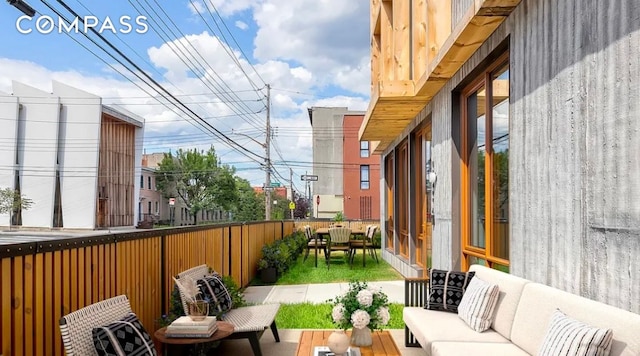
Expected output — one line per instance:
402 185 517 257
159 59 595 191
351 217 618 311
0 220 294 356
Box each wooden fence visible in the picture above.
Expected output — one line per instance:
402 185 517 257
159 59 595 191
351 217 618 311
0 220 294 356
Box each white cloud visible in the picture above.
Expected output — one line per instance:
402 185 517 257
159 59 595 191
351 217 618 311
0 1 372 189
188 0 255 17
235 20 248 30
252 0 370 92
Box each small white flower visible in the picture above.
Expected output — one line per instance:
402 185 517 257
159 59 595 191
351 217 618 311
351 309 371 329
376 307 391 325
332 304 346 323
356 289 374 307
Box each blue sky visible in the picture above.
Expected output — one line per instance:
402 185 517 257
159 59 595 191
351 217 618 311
0 0 371 191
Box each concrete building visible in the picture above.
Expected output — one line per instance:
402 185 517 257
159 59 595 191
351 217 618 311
308 107 348 218
308 107 381 220
0 81 144 229
361 0 640 314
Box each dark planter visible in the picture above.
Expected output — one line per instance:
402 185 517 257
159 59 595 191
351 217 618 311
260 267 277 284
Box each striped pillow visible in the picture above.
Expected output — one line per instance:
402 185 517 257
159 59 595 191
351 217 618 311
457 276 499 332
537 309 613 356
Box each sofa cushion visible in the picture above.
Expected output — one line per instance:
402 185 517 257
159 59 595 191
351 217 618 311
457 276 500 332
92 312 157 356
431 341 529 356
469 264 530 339
537 309 612 356
511 283 640 356
404 307 510 355
425 269 475 313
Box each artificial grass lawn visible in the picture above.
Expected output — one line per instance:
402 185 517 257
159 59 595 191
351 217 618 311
254 249 403 286
275 303 405 329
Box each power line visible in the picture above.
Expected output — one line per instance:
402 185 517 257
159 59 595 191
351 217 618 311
41 0 266 165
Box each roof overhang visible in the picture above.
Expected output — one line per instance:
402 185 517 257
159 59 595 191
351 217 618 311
360 0 520 154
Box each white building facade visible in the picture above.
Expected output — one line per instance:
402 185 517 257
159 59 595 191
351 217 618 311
0 81 144 229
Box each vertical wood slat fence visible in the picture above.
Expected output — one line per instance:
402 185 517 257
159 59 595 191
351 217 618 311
293 219 380 232
0 220 294 356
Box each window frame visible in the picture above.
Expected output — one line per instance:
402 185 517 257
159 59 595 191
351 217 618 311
460 51 510 271
360 165 370 190
360 141 370 157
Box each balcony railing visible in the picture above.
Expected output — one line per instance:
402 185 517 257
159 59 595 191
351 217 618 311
0 220 294 356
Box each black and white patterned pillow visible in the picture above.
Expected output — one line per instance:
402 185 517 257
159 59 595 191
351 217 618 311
198 275 233 315
537 309 613 356
425 269 475 313
92 313 157 356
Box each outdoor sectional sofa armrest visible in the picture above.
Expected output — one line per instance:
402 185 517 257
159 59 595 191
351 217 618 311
404 277 429 307
404 277 429 348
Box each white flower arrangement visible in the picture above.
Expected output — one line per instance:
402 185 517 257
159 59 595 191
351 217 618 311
330 281 390 330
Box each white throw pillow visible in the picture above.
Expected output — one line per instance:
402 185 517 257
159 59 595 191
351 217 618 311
457 276 499 332
537 309 613 356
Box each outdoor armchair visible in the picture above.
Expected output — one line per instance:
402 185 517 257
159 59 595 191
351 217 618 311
176 264 280 356
59 294 156 356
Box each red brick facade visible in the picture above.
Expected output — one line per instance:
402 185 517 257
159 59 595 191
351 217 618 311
342 114 380 220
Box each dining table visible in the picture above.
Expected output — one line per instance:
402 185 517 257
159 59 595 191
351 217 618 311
314 227 367 267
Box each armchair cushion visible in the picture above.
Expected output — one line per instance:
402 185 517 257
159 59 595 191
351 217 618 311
198 275 233 315
92 313 156 356
426 269 475 313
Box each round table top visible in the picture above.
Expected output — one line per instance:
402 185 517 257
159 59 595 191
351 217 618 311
154 321 234 345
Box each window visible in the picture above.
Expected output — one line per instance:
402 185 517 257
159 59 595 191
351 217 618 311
461 52 510 271
397 141 409 258
148 176 152 189
360 141 370 157
140 175 143 188
385 154 394 251
155 201 159 214
360 165 370 189
147 201 152 214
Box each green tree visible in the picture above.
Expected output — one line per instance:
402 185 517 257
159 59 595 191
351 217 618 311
155 147 237 224
232 178 264 222
270 193 292 220
293 193 309 219
0 187 33 228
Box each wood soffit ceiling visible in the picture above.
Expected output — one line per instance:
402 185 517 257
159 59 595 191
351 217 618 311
361 0 520 154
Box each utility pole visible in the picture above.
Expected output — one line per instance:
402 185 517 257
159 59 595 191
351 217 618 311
265 84 271 221
289 168 294 218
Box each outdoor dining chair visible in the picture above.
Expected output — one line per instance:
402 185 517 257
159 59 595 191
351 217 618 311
327 226 352 269
303 225 327 262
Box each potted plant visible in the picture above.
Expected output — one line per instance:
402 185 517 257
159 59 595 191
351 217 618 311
330 281 391 346
257 244 280 284
333 211 345 227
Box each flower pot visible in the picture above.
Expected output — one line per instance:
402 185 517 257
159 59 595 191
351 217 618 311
187 300 209 321
351 327 372 347
327 330 350 355
260 267 277 284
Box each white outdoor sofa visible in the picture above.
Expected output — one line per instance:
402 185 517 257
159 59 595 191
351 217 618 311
404 264 640 356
